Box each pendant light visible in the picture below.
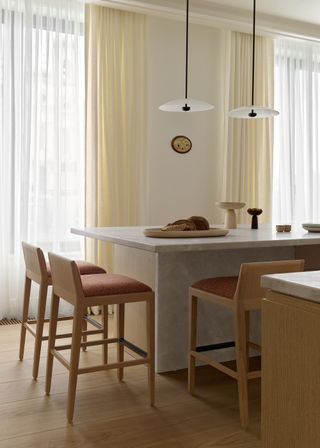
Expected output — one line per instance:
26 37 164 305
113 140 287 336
228 0 279 119
159 0 214 113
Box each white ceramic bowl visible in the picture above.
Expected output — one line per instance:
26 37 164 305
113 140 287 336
215 202 246 210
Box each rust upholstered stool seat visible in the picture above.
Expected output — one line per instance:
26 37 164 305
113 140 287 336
188 260 305 429
46 253 155 423
80 273 152 296
19 242 106 380
191 276 238 299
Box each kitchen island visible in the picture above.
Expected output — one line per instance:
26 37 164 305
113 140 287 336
261 270 320 447
72 225 320 372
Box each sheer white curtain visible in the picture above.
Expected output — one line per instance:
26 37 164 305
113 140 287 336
273 38 320 224
0 0 84 318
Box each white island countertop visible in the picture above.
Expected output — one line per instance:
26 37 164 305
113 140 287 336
262 270 320 304
71 225 320 253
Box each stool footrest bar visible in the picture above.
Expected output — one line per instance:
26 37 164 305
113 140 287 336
26 315 74 325
191 350 238 379
51 349 71 370
247 370 261 380
24 323 37 337
78 358 149 374
83 316 103 329
55 329 104 341
81 329 104 336
55 337 118 351
120 337 147 358
196 341 235 352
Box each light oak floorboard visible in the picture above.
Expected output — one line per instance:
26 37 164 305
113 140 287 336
0 319 261 447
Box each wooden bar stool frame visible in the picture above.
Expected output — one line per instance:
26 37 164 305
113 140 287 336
188 259 305 428
45 252 155 423
19 242 103 380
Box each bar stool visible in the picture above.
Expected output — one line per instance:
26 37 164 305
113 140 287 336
20 242 106 379
188 259 305 428
45 252 155 423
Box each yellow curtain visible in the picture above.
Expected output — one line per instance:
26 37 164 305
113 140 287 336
85 5 147 270
222 31 275 224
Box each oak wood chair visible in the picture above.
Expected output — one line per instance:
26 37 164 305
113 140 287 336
46 252 155 423
188 259 305 428
20 242 106 379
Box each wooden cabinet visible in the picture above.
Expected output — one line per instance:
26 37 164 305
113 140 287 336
262 291 320 447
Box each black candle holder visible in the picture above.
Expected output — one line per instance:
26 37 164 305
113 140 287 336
247 208 263 229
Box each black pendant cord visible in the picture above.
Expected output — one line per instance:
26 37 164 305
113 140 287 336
183 0 190 111
249 0 257 117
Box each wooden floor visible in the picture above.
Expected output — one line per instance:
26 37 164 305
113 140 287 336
0 318 261 447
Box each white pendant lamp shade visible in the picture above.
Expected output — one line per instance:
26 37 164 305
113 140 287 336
159 0 214 113
229 0 279 119
159 98 214 113
229 106 279 119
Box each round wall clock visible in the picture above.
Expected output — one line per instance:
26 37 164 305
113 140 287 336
171 135 192 154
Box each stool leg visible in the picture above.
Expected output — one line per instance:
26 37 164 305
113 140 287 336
235 307 249 429
82 316 87 352
45 293 60 395
188 293 198 394
33 282 48 380
245 311 250 370
67 304 84 423
102 305 108 364
19 276 31 361
146 295 155 406
117 303 125 381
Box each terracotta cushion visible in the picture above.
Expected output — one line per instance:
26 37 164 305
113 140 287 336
192 276 238 299
47 260 106 277
81 273 152 297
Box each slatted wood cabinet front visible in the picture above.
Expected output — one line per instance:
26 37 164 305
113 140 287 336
262 291 320 448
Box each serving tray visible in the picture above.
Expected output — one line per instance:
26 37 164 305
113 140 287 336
143 227 229 238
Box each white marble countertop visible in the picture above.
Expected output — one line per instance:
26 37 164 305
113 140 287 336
71 225 320 253
262 270 320 304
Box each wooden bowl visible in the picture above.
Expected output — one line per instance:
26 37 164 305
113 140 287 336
276 224 291 232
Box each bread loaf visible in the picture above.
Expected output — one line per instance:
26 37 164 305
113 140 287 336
162 219 197 231
170 219 197 231
161 223 187 231
188 216 210 230
161 216 210 232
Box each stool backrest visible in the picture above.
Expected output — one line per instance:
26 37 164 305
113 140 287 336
48 252 84 305
235 259 305 310
22 242 48 284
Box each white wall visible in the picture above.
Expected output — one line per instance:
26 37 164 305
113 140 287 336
146 16 225 226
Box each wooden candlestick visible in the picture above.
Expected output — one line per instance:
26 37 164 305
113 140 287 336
247 208 263 229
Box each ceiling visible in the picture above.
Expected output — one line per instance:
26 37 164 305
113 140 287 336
98 0 320 39
210 0 320 25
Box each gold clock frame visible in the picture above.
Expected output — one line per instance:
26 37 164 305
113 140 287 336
171 135 192 154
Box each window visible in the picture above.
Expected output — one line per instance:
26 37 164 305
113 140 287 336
0 0 84 318
273 38 320 224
